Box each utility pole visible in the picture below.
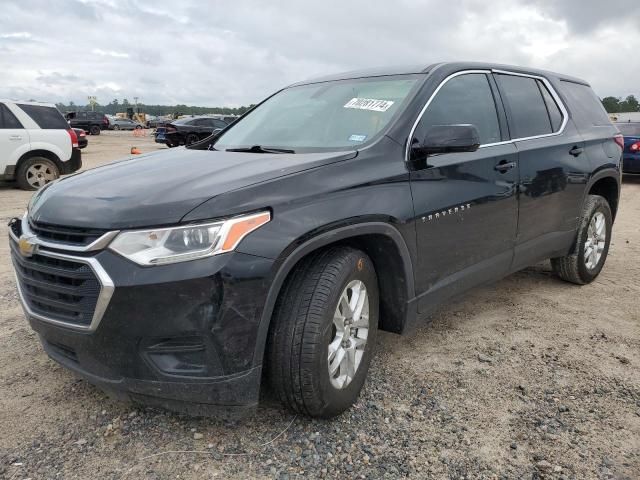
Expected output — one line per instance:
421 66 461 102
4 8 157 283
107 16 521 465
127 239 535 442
88 96 97 111
133 96 139 114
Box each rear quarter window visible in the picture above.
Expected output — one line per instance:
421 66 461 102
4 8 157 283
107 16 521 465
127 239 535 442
559 81 611 130
18 104 69 129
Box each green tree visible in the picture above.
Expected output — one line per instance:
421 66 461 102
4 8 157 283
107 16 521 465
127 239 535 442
601 96 620 113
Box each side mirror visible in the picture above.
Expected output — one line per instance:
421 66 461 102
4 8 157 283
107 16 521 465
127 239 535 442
412 124 481 156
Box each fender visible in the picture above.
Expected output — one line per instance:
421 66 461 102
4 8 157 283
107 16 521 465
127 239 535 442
251 221 417 367
28 141 70 162
584 165 621 215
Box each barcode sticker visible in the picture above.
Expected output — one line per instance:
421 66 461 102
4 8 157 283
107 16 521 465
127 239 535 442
343 98 394 112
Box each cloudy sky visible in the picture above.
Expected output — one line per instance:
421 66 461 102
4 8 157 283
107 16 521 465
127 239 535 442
1 0 638 107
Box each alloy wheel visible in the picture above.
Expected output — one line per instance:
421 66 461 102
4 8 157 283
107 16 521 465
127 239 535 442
584 211 606 270
26 163 56 188
328 280 369 389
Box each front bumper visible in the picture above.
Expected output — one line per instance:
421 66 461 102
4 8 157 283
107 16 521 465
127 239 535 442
9 220 275 415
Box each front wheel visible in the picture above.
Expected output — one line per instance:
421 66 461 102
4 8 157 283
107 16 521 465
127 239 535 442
267 247 378 418
551 194 612 284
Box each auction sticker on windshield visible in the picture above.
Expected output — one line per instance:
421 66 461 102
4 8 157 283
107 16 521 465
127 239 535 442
344 98 394 112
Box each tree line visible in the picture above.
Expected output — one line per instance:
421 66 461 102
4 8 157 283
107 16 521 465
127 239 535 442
601 95 639 114
54 98 254 117
54 94 638 116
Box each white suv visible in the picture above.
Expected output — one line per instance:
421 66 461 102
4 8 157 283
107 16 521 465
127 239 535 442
0 100 81 190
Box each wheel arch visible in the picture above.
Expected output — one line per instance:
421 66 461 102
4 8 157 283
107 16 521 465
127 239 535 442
16 149 63 174
586 170 620 220
253 222 417 367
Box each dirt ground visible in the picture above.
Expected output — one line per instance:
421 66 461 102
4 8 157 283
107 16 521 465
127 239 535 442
0 131 638 479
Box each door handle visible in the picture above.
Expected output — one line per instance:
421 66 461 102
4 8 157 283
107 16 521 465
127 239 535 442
569 146 584 157
9 135 22 140
494 160 516 173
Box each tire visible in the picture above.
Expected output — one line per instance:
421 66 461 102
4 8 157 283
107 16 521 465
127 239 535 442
113 125 120 131
89 125 101 135
267 247 379 418
135 125 142 130
185 133 199 146
551 194 612 284
16 156 60 191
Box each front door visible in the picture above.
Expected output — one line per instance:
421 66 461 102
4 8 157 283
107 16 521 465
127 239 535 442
408 72 519 313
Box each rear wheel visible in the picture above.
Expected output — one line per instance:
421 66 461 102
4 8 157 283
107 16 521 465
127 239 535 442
113 124 120 131
551 194 612 284
89 125 101 135
185 133 199 146
16 156 60 190
267 247 378 418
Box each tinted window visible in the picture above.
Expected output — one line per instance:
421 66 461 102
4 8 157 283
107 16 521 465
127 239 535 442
77 112 87 119
213 119 227 128
19 104 69 129
538 80 563 131
617 123 640 136
497 74 552 138
559 81 611 128
414 73 501 145
0 103 24 129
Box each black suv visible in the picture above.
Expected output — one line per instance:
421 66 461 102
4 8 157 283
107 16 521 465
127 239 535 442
66 111 109 135
9 63 622 418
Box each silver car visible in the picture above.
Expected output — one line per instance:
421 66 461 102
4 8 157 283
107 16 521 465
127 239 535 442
110 118 144 130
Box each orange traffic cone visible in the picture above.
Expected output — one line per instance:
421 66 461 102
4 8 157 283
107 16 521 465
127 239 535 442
131 147 141 155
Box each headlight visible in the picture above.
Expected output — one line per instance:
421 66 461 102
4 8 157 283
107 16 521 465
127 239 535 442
109 211 270 265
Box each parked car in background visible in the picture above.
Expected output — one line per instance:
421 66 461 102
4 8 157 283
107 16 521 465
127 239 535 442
66 111 109 135
615 122 640 173
73 128 88 149
146 116 168 128
110 118 144 130
162 116 229 147
8 63 623 418
1 100 81 190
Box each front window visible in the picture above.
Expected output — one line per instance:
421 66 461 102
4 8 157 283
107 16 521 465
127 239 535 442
214 75 422 153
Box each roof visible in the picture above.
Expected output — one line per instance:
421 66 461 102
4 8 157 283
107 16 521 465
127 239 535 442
0 99 57 107
291 61 589 87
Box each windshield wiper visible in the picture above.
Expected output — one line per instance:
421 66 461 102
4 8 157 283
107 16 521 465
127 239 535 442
226 145 295 154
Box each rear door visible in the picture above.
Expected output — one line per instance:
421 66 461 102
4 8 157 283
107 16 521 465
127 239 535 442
494 72 589 270
16 104 72 161
409 71 519 311
0 103 29 172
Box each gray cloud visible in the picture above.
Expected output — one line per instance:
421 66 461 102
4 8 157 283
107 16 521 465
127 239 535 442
0 0 638 107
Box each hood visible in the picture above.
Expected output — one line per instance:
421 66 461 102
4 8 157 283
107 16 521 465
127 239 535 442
29 148 356 229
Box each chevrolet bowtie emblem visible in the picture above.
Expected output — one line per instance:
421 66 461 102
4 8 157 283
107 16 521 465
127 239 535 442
18 234 38 258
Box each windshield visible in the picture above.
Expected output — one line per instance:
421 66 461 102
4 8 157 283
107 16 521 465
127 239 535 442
214 75 422 152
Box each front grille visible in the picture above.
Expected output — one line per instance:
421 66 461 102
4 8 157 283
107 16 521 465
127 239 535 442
28 219 107 247
10 242 101 327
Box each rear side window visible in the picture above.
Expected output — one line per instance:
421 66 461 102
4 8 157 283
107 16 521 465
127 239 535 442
616 123 640 136
559 81 611 129
496 74 552 138
414 73 501 145
0 103 23 129
18 104 69 129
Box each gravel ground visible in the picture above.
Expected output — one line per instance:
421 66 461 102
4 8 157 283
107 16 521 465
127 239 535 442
0 131 638 479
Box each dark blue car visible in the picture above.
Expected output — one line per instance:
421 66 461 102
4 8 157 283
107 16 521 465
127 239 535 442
616 122 640 173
